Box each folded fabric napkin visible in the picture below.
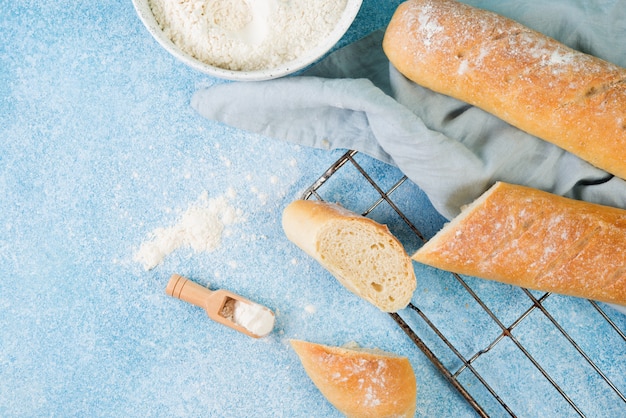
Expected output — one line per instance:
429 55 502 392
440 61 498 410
191 0 626 220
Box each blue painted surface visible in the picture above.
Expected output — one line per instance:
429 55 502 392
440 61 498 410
1 1 625 417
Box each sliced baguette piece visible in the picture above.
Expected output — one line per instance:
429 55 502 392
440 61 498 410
290 339 417 418
282 199 416 312
383 0 626 180
412 182 626 306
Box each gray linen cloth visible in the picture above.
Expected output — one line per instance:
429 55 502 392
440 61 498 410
191 0 626 220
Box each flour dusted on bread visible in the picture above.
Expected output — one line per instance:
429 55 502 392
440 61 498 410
412 182 626 306
383 0 626 180
282 200 416 312
290 339 417 418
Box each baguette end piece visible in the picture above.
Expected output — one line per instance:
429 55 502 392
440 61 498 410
290 339 417 418
411 181 502 265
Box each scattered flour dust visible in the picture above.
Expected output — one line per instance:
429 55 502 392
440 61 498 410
148 0 348 71
134 190 242 270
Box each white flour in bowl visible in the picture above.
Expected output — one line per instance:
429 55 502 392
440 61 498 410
149 0 348 71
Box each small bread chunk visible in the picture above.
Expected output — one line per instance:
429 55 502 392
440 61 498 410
282 200 416 312
290 339 417 418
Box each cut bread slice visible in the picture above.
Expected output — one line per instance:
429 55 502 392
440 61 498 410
282 199 417 312
412 182 626 306
290 339 417 418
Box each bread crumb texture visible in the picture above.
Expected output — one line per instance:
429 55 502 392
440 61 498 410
318 218 416 312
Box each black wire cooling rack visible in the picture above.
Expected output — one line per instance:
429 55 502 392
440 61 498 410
301 150 626 417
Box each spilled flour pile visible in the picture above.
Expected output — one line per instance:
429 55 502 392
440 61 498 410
134 190 242 270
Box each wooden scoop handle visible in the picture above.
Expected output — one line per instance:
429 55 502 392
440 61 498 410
165 274 212 309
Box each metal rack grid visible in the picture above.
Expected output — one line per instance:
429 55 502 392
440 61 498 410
301 150 626 417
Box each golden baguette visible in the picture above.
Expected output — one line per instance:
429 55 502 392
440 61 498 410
383 0 626 180
412 182 626 305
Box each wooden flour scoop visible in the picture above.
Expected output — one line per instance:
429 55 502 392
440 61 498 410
166 274 275 338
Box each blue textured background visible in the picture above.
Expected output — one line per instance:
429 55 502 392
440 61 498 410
1 1 625 417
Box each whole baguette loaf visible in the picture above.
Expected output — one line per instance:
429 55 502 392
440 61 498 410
290 339 417 418
412 182 626 306
383 0 626 180
282 200 416 312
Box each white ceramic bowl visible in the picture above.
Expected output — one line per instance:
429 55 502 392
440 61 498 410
132 0 363 81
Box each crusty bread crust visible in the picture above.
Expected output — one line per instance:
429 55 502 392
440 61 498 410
412 182 626 305
282 199 361 262
383 0 626 180
282 200 416 312
290 339 417 418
